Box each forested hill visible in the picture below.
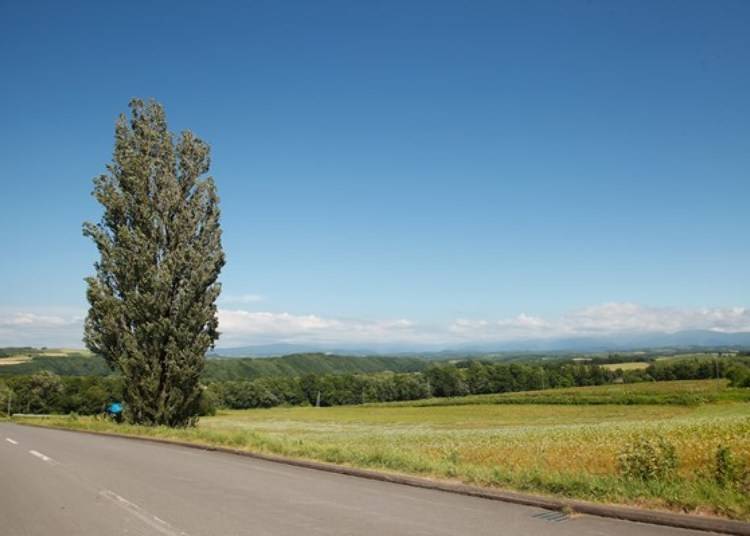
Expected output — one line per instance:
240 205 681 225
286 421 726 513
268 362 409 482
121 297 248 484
203 353 428 381
0 354 112 376
0 350 428 380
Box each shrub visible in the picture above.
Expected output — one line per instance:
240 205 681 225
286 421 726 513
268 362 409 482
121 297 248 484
714 445 746 488
198 388 218 416
618 436 678 480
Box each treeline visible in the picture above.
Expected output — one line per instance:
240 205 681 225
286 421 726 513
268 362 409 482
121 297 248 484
645 357 750 387
205 362 628 410
205 357 750 410
0 373 122 415
0 362 622 414
3 356 749 417
207 372 432 409
0 373 216 417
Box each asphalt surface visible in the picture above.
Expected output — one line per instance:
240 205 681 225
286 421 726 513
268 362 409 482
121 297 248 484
0 422 718 536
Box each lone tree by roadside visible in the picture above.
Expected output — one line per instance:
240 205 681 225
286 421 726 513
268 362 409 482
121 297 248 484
84 99 225 426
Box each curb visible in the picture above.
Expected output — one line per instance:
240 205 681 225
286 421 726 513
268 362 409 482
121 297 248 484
14 421 750 536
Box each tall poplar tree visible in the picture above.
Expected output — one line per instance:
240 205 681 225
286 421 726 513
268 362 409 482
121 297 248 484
83 99 225 426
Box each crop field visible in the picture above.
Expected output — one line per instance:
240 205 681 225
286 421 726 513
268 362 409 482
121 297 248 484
0 348 87 366
601 361 650 371
0 355 33 366
18 379 750 519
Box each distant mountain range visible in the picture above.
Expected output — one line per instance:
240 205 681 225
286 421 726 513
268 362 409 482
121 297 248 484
211 330 750 358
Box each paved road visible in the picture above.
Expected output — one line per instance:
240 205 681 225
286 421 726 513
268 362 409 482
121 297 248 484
0 423 716 536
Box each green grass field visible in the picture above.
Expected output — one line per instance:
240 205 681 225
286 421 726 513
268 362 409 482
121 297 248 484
378 379 750 406
17 379 750 519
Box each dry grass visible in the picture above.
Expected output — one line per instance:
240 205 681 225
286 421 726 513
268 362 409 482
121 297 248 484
0 348 92 366
601 362 650 371
201 402 749 479
0 356 32 366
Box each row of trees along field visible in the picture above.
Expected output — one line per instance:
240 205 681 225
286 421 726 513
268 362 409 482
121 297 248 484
4 356 748 415
206 357 750 409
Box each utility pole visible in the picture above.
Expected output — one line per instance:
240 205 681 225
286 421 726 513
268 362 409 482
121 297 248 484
7 390 11 417
315 390 321 408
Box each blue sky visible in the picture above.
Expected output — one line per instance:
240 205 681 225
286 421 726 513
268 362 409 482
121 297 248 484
1 1 749 347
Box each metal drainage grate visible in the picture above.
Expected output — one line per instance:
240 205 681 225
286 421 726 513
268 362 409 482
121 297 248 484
532 511 570 523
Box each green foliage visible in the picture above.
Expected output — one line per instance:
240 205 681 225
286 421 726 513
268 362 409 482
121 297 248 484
727 362 750 388
618 437 678 481
203 353 427 381
714 445 747 489
5 374 122 415
0 384 12 416
0 354 111 377
197 387 218 417
206 359 750 411
4 346 749 416
392 381 750 407
12 372 64 414
0 351 426 380
646 356 750 382
0 347 37 358
83 99 224 427
424 364 469 397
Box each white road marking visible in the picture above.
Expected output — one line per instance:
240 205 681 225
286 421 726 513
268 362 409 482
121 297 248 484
29 449 57 464
5 438 18 445
99 489 189 536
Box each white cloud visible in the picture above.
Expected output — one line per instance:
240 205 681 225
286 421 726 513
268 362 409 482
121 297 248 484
217 310 423 346
219 303 750 346
1 303 749 348
218 293 264 304
449 313 552 340
447 303 750 341
561 303 750 335
0 310 85 347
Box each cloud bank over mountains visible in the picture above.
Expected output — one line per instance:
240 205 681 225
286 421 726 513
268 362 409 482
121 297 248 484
447 303 750 342
2 303 750 349
0 310 86 347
